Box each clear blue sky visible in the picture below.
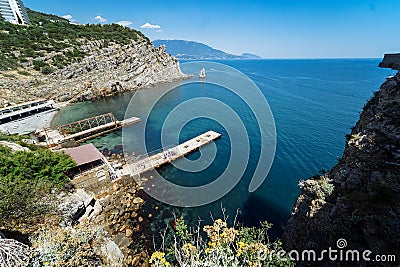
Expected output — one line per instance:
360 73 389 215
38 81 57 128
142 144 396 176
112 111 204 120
24 0 399 58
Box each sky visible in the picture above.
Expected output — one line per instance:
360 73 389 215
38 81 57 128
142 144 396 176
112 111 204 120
24 0 400 58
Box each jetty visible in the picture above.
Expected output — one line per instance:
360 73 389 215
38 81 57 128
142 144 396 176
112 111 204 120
35 113 140 148
123 130 221 177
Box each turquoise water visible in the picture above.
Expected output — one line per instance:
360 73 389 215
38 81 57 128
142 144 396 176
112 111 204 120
52 59 391 237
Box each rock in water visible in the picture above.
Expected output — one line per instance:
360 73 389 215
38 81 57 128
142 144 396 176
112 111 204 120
199 67 206 79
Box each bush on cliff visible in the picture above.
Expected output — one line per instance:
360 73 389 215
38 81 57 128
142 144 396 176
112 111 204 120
150 217 294 267
0 8 150 71
0 135 75 230
29 225 110 267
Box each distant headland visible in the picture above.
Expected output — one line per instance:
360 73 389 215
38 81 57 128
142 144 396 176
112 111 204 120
153 39 262 60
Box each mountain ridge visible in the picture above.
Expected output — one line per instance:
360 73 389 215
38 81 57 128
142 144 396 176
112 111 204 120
153 39 262 60
240 52 262 59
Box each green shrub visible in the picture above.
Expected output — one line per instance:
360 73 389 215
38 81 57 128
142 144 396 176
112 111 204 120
2 73 15 78
32 60 46 71
0 137 75 228
0 9 150 71
55 62 65 69
41 65 54 74
0 8 148 71
316 175 334 198
32 79 44 87
17 70 31 76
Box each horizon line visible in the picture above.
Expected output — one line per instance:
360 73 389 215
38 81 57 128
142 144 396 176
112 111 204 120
178 57 383 60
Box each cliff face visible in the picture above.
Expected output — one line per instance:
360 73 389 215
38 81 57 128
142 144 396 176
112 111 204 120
0 40 188 104
283 72 400 260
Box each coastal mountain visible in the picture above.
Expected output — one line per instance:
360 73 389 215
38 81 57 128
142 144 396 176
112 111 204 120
283 72 400 264
152 39 262 60
240 53 262 59
0 9 188 104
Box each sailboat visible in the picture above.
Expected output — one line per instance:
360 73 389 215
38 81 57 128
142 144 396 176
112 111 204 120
199 68 206 79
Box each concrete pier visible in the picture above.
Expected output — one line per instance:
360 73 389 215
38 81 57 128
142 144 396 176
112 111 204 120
122 131 221 177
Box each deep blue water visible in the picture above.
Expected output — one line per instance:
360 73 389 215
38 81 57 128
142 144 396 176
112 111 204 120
52 59 391 237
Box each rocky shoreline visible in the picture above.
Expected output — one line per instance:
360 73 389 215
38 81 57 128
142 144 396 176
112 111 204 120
0 39 191 105
53 172 157 266
283 72 400 265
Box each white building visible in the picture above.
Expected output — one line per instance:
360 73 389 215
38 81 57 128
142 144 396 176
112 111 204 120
0 0 30 25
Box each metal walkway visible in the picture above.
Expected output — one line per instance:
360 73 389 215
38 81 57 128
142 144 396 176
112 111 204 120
36 113 140 147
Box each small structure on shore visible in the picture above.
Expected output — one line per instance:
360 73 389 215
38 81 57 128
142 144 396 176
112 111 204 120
379 53 400 70
63 143 111 177
0 99 55 124
63 143 117 184
0 99 58 134
199 68 206 79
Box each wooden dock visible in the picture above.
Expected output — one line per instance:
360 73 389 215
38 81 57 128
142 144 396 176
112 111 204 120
125 131 221 176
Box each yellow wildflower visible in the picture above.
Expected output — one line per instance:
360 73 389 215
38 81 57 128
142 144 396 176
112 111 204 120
149 251 171 267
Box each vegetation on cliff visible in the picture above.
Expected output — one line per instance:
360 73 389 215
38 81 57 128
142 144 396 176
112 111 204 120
0 8 186 105
29 225 112 267
0 9 150 72
283 74 400 264
150 217 293 267
0 134 75 231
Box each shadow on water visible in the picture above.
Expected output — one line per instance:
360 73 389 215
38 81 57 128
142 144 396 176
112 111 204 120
239 194 291 241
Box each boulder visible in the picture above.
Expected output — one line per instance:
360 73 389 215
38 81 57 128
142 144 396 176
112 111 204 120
100 240 124 267
132 197 144 205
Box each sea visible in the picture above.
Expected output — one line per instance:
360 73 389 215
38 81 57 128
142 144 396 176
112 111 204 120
52 59 392 239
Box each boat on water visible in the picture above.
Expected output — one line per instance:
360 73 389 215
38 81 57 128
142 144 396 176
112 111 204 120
199 68 206 79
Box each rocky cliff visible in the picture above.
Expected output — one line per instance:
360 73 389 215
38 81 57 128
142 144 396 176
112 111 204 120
283 72 400 264
0 40 188 104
